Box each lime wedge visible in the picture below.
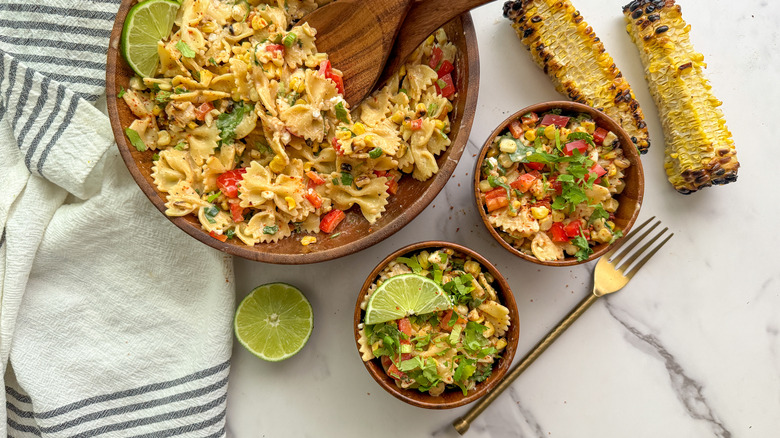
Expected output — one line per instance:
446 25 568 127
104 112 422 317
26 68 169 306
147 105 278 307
234 283 313 362
120 0 180 78
364 273 451 325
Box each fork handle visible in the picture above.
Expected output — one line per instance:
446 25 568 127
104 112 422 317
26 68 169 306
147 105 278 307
453 292 601 435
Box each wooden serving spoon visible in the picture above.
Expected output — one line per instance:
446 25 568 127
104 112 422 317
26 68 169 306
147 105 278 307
303 0 495 107
301 0 414 107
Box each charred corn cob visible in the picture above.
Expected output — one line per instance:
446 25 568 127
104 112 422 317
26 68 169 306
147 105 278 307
623 0 739 194
503 0 650 153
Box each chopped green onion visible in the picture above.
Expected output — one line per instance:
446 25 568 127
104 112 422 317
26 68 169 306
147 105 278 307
334 101 349 124
340 172 353 186
283 32 297 48
263 225 279 235
368 147 383 159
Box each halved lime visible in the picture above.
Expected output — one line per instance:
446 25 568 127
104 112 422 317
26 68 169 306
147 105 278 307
234 283 313 362
120 0 180 77
364 273 451 325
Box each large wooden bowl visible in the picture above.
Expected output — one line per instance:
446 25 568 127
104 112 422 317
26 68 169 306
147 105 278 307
106 2 479 264
353 241 520 409
473 101 645 267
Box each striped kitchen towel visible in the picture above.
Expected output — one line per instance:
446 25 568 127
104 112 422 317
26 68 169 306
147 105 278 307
0 1 235 437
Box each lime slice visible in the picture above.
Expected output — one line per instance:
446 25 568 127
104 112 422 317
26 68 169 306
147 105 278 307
234 283 313 362
364 273 451 325
120 0 180 77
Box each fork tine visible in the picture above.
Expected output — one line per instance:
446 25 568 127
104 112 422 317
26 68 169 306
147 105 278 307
602 216 655 260
616 226 668 273
610 219 661 266
624 232 674 280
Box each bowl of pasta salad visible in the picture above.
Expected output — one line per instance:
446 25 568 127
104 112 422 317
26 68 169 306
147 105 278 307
354 241 519 409
106 0 478 263
474 101 644 266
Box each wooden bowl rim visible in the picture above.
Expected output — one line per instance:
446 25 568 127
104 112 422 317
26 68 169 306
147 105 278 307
106 3 480 264
353 240 520 409
472 101 645 267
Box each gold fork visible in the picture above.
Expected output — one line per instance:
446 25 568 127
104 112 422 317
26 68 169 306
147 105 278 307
453 216 673 435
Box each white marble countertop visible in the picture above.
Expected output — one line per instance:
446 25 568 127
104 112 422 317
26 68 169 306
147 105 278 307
226 1 779 436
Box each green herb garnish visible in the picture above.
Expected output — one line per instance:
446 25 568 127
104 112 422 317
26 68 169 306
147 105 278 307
368 147 383 159
216 101 252 146
263 225 279 235
176 41 196 58
203 205 219 224
124 127 147 152
334 101 349 124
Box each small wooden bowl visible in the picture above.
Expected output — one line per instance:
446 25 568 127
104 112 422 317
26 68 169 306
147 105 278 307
473 101 645 266
105 2 479 264
353 241 520 409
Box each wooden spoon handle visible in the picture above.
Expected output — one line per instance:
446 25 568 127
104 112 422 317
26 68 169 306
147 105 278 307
381 0 495 81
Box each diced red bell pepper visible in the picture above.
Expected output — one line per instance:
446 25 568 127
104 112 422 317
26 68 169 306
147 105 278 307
437 60 454 78
229 202 245 223
508 120 524 139
589 163 607 183
485 188 509 212
410 118 423 130
549 177 563 195
319 209 345 233
195 102 214 121
439 310 466 332
386 177 398 195
373 170 387 178
303 188 322 209
549 222 569 242
593 127 609 145
435 73 456 98
510 171 540 192
525 161 546 171
398 318 412 345
563 139 589 156
216 168 247 198
429 47 443 70
318 59 344 94
521 112 539 127
331 137 344 155
306 170 326 186
265 44 284 54
209 231 227 242
564 220 582 238
540 114 570 128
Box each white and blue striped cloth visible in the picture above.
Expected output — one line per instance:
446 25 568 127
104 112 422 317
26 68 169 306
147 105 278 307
0 1 235 436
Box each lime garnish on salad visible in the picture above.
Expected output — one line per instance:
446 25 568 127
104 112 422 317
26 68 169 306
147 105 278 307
120 0 180 78
234 283 313 362
364 273 451 325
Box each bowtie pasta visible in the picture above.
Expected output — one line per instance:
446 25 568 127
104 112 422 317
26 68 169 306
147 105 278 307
121 0 459 245
357 248 510 397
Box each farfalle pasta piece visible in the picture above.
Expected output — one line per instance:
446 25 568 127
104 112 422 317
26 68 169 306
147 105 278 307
198 204 233 233
357 328 374 361
488 205 540 238
164 181 210 216
128 117 159 151
242 207 292 244
152 149 197 193
279 104 326 142
187 123 220 165
530 231 564 262
401 64 438 102
328 176 389 224
407 119 439 181
284 24 318 69
478 300 511 337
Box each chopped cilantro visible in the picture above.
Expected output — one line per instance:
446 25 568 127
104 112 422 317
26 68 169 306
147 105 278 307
176 41 196 58
396 256 422 274
174 142 186 150
588 205 609 224
340 172 353 186
155 90 171 104
116 87 126 99
225 229 236 239
151 153 160 161
334 101 349 124
217 101 252 146
263 225 279 235
567 131 596 147
572 234 593 261
209 57 217 66
124 127 147 152
203 205 219 224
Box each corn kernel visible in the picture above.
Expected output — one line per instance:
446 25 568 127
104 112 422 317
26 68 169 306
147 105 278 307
433 120 445 131
364 135 375 148
152 106 162 116
352 123 366 135
425 35 435 45
464 260 481 275
495 338 507 351
530 206 550 220
524 129 536 141
581 120 596 134
294 98 306 106
483 321 495 338
284 196 296 210
157 130 170 146
301 236 317 246
251 15 268 30
303 161 313 172
336 130 352 141
544 124 556 140
201 21 218 33
498 153 513 169
415 103 426 113
478 180 492 193
499 138 517 154
606 220 615 229
608 163 617 177
511 200 522 211
399 65 406 77
390 111 404 124
187 121 197 129
269 155 286 173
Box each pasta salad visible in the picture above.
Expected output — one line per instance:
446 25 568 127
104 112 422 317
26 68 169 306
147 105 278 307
357 248 511 397
121 0 459 245
478 109 630 261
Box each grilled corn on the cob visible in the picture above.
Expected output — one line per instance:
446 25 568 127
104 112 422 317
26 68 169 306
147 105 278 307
623 0 739 194
503 0 650 153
